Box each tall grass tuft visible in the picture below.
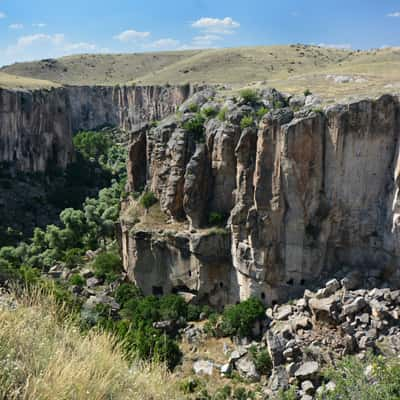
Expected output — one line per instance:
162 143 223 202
0 287 180 400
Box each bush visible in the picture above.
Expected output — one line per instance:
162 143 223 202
321 354 400 399
73 131 111 160
187 304 202 321
218 107 228 121
63 248 84 268
202 106 218 118
256 106 269 118
221 298 265 338
239 89 259 105
115 283 142 306
159 294 188 321
304 88 312 96
69 273 85 287
182 113 206 143
139 191 157 210
249 346 272 375
208 212 226 227
92 251 122 282
273 100 284 109
188 103 199 113
240 115 254 129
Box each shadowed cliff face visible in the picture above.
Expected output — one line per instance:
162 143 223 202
0 84 193 172
120 91 400 307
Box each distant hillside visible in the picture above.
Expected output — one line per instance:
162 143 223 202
2 45 400 100
1 51 200 86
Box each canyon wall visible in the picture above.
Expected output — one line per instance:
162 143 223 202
120 91 400 307
0 84 193 172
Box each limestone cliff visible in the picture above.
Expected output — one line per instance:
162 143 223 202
120 90 400 307
0 84 193 172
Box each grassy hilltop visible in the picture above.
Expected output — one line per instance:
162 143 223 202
2 44 400 100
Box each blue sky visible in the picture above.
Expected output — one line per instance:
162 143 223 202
1 0 400 67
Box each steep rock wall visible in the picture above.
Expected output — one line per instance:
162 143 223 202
120 92 400 306
0 84 193 172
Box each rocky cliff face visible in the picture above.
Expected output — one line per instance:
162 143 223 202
120 90 400 307
0 84 193 172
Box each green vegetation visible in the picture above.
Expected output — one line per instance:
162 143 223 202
240 115 254 129
304 88 312 96
202 106 218 119
256 106 269 118
218 107 228 122
239 89 259 105
182 112 206 143
73 130 112 160
249 346 272 376
221 297 265 338
139 191 158 210
188 103 199 113
0 289 180 400
69 273 85 287
208 212 226 227
92 250 122 283
320 354 400 399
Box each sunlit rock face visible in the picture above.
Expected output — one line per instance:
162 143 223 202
0 84 193 172
121 91 400 306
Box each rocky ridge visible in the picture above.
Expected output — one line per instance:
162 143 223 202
0 84 194 172
120 88 400 307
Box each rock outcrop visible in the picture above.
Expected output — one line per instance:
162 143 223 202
120 90 400 306
0 84 193 172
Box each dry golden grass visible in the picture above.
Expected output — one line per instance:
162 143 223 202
0 72 58 90
0 288 180 400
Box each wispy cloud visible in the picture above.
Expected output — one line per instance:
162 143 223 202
9 23 24 30
192 17 240 34
0 12 6 19
318 43 352 50
147 38 180 49
387 12 400 17
192 34 222 47
114 29 151 42
15 33 65 48
32 23 47 28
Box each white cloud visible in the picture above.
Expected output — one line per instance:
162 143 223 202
114 29 151 42
15 33 65 48
192 34 222 46
192 17 240 34
388 12 400 17
32 23 47 28
0 12 6 19
63 42 97 52
148 38 180 49
9 24 24 30
318 43 352 50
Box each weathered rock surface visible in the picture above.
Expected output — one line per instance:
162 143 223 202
0 84 194 172
120 90 400 306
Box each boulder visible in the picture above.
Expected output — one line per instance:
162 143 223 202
294 361 320 381
235 355 260 382
193 359 214 376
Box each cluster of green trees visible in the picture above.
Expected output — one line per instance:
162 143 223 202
0 130 126 282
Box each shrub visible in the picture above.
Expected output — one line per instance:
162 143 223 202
182 113 206 143
221 297 265 338
240 115 254 130
69 273 85 287
92 251 122 282
273 100 284 109
140 191 157 210
180 377 202 394
115 283 142 306
304 88 312 96
208 212 226 227
202 106 218 118
188 103 199 113
73 131 111 160
256 106 269 118
239 89 259 105
218 107 228 121
159 294 188 321
63 248 84 268
321 354 400 399
277 386 297 400
249 346 272 375
187 304 202 321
